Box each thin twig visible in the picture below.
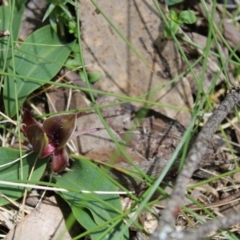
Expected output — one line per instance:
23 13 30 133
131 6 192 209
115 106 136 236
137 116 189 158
151 87 240 240
183 212 240 240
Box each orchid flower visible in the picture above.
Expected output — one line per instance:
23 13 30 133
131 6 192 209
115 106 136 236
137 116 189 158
22 109 101 173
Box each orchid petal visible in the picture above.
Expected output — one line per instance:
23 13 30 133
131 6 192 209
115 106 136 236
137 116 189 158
51 148 69 173
27 125 50 156
43 113 76 149
22 109 42 135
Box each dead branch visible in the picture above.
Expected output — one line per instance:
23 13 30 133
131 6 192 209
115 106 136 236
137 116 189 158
151 87 240 240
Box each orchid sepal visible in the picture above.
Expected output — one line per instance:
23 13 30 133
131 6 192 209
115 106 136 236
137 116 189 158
43 113 76 149
51 147 69 173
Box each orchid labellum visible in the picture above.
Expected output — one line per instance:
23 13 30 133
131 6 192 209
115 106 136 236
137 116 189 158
22 109 101 173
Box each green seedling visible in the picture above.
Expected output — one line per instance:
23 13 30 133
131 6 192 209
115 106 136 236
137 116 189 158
43 0 78 37
164 9 196 38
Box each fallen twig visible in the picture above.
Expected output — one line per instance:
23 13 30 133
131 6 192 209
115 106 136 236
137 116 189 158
151 87 240 240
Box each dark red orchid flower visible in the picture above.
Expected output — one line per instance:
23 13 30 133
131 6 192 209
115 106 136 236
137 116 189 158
22 109 101 173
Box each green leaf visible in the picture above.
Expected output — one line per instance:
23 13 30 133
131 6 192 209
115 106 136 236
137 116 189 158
54 158 129 240
42 3 55 22
15 0 28 9
166 0 184 6
169 10 178 22
164 21 179 38
65 57 80 68
88 72 102 83
0 5 25 68
65 0 76 7
79 71 102 83
49 16 58 32
179 10 197 24
0 148 48 206
3 25 74 117
59 3 73 19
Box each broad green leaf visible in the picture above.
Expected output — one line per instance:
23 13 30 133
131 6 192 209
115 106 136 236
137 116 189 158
75 209 103 239
0 4 25 68
74 209 119 240
54 158 129 240
0 147 48 206
3 25 74 117
179 10 197 24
